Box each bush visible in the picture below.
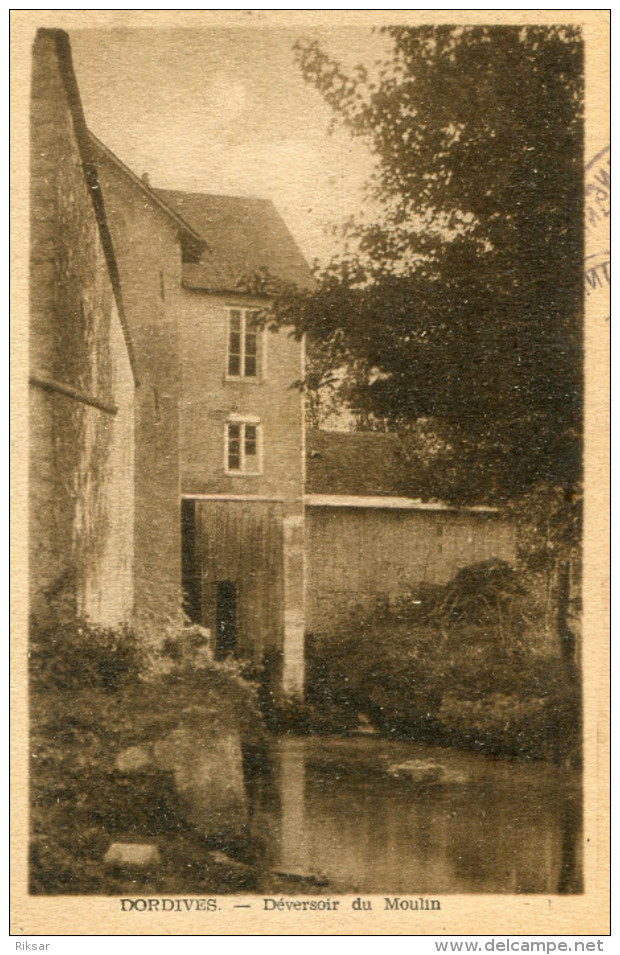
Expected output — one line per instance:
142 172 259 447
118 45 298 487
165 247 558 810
306 562 580 760
30 617 142 692
438 686 580 761
261 696 357 736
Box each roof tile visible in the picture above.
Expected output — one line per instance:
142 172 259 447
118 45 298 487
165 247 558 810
306 429 415 497
155 189 314 293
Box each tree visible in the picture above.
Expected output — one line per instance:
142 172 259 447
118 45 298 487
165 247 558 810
273 25 584 508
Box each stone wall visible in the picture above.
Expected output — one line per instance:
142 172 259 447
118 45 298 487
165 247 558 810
29 30 135 626
93 148 186 638
179 291 306 694
179 292 304 508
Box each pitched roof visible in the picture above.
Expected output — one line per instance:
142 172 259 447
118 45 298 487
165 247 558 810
87 134 205 261
306 430 414 497
305 430 500 513
154 189 315 293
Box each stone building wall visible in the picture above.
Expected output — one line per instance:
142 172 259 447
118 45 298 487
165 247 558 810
93 147 187 638
179 292 304 507
179 291 306 695
29 30 135 626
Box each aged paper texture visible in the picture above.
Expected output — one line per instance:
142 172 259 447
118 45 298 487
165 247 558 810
11 8 609 937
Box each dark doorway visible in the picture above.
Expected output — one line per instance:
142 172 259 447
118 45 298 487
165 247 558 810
216 581 237 658
181 499 201 624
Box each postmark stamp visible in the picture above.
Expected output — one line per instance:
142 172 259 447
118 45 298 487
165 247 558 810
585 145 610 308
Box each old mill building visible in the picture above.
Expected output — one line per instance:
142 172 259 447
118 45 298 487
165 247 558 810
29 29 516 698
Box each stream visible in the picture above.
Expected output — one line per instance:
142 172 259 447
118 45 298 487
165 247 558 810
248 735 582 895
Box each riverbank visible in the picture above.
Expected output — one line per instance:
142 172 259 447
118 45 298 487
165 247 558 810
29 727 583 897
29 599 582 896
29 619 265 896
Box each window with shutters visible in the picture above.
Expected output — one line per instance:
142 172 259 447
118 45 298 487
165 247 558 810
225 417 262 474
227 308 260 379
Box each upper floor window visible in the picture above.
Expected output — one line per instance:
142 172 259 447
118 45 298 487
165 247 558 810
226 417 262 475
227 309 259 378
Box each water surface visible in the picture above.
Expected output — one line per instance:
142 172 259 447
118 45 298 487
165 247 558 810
250 736 582 894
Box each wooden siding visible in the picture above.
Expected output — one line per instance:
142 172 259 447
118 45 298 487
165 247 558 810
191 500 285 661
306 506 516 634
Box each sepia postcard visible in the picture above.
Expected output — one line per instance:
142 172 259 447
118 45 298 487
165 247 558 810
10 9 610 938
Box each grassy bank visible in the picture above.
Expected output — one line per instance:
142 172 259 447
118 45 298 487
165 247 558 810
29 619 266 895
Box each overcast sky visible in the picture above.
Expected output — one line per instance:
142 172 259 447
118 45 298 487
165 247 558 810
70 26 390 265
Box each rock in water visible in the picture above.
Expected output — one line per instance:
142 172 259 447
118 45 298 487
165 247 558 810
115 745 152 773
387 758 468 785
104 843 161 869
355 713 377 735
154 727 248 840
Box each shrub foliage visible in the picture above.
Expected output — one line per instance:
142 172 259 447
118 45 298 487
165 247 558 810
306 561 580 761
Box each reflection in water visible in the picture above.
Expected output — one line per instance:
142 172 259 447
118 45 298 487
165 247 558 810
278 743 307 874
251 737 582 894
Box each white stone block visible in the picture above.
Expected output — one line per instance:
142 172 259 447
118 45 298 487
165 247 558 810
104 843 161 868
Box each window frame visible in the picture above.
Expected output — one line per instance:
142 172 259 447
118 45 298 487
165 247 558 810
226 308 262 381
224 416 263 476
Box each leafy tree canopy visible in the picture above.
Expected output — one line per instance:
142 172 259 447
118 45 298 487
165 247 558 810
272 25 584 506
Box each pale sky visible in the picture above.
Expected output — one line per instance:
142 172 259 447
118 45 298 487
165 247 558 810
70 27 390 265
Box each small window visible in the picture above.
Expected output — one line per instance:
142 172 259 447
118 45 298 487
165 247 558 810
227 423 242 471
227 309 261 378
245 424 258 457
226 419 262 474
